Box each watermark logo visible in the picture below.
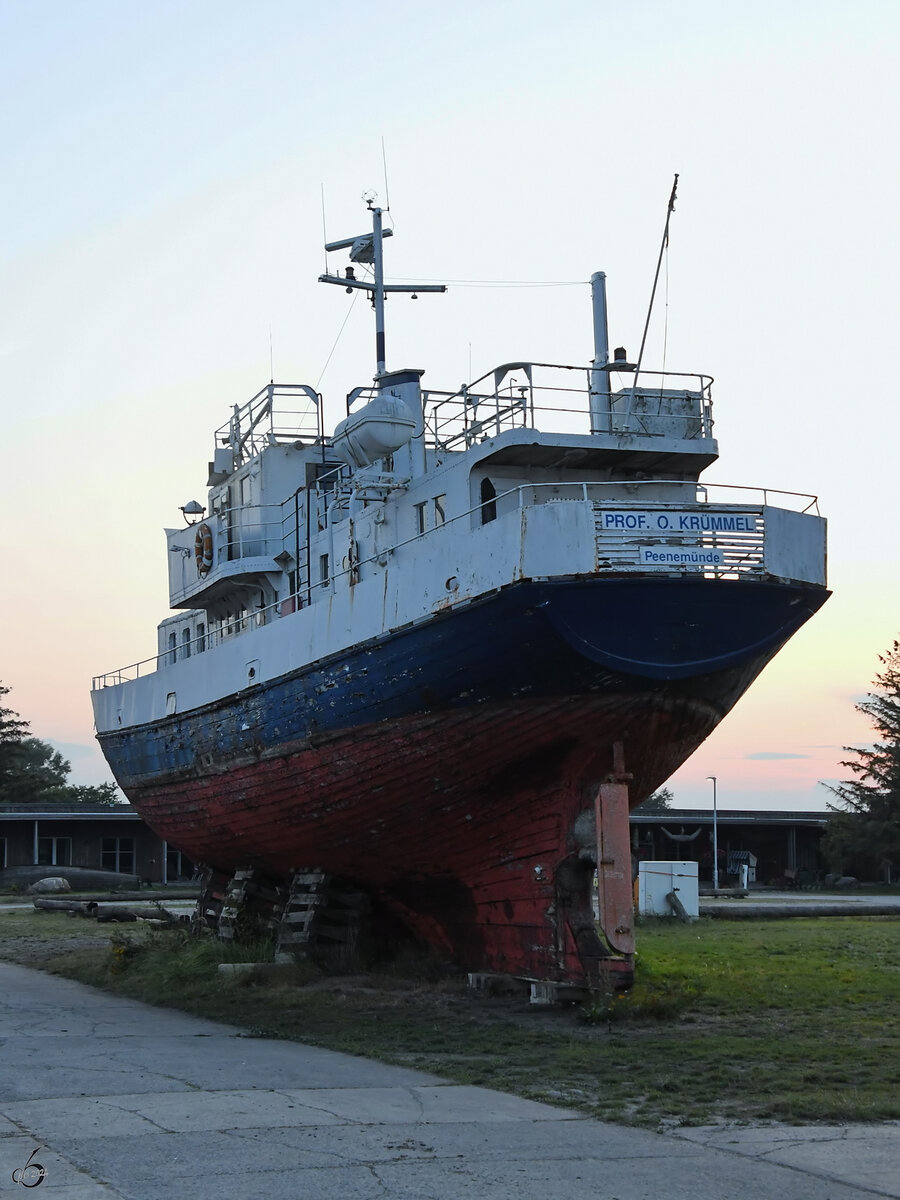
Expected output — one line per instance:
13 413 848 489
11 1147 45 1188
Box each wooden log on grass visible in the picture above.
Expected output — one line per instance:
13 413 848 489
33 899 98 916
95 907 138 923
666 890 693 924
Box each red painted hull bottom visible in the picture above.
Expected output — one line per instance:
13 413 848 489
127 690 725 986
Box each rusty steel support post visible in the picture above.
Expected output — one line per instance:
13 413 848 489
595 741 636 959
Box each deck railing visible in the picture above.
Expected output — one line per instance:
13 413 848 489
422 363 715 450
212 383 324 467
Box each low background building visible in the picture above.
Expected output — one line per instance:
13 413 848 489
1 806 827 890
0 808 194 885
631 809 828 886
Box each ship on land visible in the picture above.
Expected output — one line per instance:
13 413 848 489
91 191 829 987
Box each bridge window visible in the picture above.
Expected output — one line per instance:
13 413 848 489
168 631 177 665
181 628 191 659
196 622 206 653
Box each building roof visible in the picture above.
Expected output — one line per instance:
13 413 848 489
0 808 140 821
630 809 829 827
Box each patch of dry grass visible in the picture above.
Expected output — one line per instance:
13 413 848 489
3 906 899 1128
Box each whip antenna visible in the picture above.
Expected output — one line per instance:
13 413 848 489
381 136 391 213
320 183 328 271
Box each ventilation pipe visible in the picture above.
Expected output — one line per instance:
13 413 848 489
589 271 610 434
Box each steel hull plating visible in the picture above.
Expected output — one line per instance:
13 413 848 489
99 577 828 982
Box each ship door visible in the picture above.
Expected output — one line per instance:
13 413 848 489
480 477 497 524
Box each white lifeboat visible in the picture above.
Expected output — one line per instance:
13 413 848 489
331 395 417 470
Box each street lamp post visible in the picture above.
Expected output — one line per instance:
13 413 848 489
706 775 719 891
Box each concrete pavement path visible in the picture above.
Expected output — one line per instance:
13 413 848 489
0 961 896 1199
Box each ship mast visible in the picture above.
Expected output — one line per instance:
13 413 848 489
633 173 679 390
319 198 446 378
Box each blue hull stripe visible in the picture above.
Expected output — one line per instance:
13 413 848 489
99 576 828 784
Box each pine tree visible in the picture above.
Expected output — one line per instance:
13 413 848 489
633 786 674 814
823 640 900 880
0 685 29 743
0 683 32 796
2 738 71 806
0 682 124 809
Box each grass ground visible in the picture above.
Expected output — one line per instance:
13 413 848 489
2 905 898 1129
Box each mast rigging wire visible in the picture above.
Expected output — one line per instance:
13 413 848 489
634 173 679 389
315 291 362 390
662 243 670 373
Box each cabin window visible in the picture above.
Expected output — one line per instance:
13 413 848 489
239 474 251 506
38 837 72 867
282 572 299 615
433 495 446 526
196 623 206 653
224 610 244 636
226 485 236 561
181 627 191 659
102 837 135 875
415 502 427 535
168 631 177 665
319 554 330 586
480 477 497 524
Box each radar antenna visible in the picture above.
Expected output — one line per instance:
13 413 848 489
319 202 446 377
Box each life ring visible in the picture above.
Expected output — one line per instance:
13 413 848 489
194 523 214 576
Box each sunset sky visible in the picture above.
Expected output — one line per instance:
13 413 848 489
1 0 897 810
